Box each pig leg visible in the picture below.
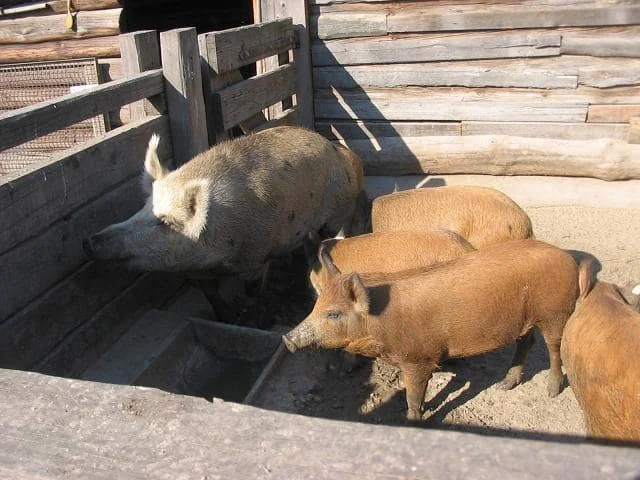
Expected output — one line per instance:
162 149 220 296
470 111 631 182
540 330 563 397
401 361 436 421
498 330 535 390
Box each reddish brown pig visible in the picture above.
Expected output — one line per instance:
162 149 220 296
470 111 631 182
371 185 533 249
561 262 640 443
284 239 580 420
307 229 475 292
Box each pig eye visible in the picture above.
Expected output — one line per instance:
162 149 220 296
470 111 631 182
325 310 342 320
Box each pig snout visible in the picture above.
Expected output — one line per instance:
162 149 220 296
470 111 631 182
282 321 317 352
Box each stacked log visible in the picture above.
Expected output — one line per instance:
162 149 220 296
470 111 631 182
310 0 640 180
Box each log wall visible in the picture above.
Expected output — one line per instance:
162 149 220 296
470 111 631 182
310 0 640 179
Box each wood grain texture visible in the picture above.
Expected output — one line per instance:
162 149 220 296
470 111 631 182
314 63 577 89
46 0 122 14
587 105 640 122
202 18 296 74
119 30 164 121
314 87 588 122
314 55 640 89
0 176 145 322
386 3 640 34
34 272 185 377
215 63 297 131
259 0 315 129
0 116 170 255
316 120 461 140
0 265 142 370
0 69 163 152
338 134 640 180
0 8 122 44
312 31 561 66
160 28 208 165
461 121 629 140
0 35 120 63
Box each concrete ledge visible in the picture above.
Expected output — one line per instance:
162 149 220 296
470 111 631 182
0 368 637 479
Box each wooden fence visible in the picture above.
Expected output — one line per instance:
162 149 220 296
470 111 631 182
310 0 640 181
0 18 307 375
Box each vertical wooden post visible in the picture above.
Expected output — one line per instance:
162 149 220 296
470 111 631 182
119 30 164 121
160 27 208 166
259 0 314 130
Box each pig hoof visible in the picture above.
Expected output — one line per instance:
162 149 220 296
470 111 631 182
547 380 562 397
497 377 519 391
406 409 423 422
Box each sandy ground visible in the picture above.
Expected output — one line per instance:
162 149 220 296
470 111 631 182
245 192 639 440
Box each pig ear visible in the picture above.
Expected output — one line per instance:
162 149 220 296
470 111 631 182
182 179 210 240
344 273 369 315
318 243 341 278
142 134 168 191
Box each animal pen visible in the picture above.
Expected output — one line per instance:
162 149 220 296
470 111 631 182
1 0 640 477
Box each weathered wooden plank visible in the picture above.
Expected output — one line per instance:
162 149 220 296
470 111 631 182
119 30 164 121
35 272 186 377
0 264 141 370
312 11 387 39
253 107 299 132
215 63 297 131
340 134 640 180
98 57 123 82
316 55 640 89
0 35 120 63
0 176 146 322
562 31 640 57
202 18 296 74
312 32 561 66
0 69 163 152
461 121 629 140
629 117 640 144
314 63 577 89
46 0 122 14
0 9 122 44
259 0 315 130
160 28 208 166
587 105 640 123
316 120 461 140
0 116 170 255
386 3 640 34
315 87 588 122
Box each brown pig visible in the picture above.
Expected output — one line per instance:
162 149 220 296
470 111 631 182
371 185 533 249
283 239 580 420
561 262 640 443
306 229 475 292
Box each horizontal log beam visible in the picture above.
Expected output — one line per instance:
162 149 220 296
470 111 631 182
214 63 297 131
316 120 461 140
314 63 577 89
312 31 561 66
313 3 640 39
47 0 123 14
0 9 122 44
339 134 640 180
461 121 629 140
200 18 296 74
314 55 640 89
0 35 120 63
315 87 588 122
587 105 640 123
0 69 163 152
